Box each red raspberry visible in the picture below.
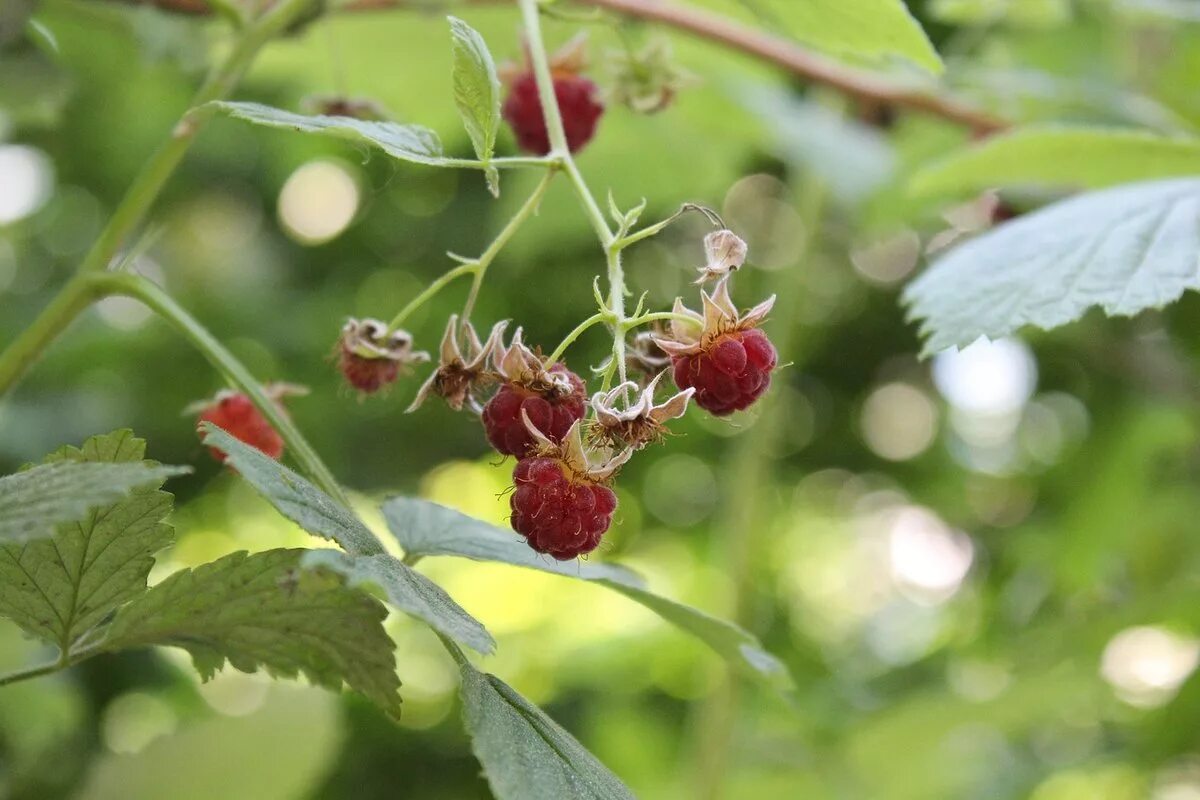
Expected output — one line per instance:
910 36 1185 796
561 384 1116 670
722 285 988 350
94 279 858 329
510 456 617 560
671 329 777 416
482 365 586 457
196 393 285 462
340 354 400 394
502 72 604 155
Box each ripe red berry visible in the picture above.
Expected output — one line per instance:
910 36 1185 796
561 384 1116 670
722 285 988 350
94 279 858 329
336 318 427 396
196 393 285 462
482 365 586 456
510 456 617 560
671 328 777 416
502 72 604 155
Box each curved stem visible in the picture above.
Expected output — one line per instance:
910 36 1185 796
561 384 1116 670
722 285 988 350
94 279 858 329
461 168 558 326
388 263 478 332
545 312 610 366
79 0 317 275
0 659 64 688
625 310 695 329
0 275 108 395
102 273 354 509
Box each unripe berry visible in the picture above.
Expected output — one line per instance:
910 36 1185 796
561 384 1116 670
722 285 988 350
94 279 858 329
503 72 604 155
671 328 776 416
482 365 586 456
196 392 285 462
510 456 617 560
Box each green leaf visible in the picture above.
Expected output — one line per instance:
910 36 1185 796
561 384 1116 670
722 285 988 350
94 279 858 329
448 16 501 196
0 461 186 543
783 0 943 73
929 0 1071 28
910 126 1200 197
301 550 496 655
383 498 794 693
903 178 1200 356
200 424 494 654
458 657 635 800
0 430 181 655
103 549 402 718
211 101 454 168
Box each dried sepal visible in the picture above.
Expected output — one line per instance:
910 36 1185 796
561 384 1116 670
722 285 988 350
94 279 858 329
492 328 577 398
590 371 693 448
653 278 776 358
520 412 632 482
694 229 748 285
408 316 506 413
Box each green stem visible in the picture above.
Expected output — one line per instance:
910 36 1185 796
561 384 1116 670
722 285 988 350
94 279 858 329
102 273 355 510
0 275 108 395
605 247 629 388
625 310 695 329
387 263 478 331
0 659 64 688
79 0 316 275
461 169 557 326
545 311 610 366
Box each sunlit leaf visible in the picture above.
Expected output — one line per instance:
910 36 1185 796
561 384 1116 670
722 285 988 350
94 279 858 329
201 424 494 655
904 178 1200 355
448 16 501 196
103 549 403 718
0 430 182 654
780 0 943 73
910 126 1200 196
383 498 794 693
457 654 635 800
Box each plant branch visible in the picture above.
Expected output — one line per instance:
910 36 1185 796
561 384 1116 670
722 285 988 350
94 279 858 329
110 0 1007 134
545 311 610 366
388 262 478 331
101 272 354 509
0 659 65 688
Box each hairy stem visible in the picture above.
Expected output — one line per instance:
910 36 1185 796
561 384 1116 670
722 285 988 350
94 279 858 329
103 273 357 511
545 311 610 366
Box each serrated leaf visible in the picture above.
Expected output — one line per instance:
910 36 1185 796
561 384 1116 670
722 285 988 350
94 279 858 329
458 658 635 800
784 0 943 73
201 424 493 654
302 550 495 655
910 126 1200 197
200 423 382 556
0 460 187 543
383 498 794 693
448 16 501 196
904 178 1200 356
103 549 402 718
0 430 181 654
211 101 453 167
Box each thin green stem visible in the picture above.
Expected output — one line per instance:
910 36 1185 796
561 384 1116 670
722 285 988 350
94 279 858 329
79 0 316 275
461 169 557 326
387 263 478 332
605 247 629 388
102 273 357 512
0 659 64 688
0 275 108 395
545 312 610 366
625 310 694 329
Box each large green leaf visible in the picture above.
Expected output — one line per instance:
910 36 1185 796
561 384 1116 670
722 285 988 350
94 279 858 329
457 655 635 800
103 549 402 719
783 0 943 73
0 460 186 543
0 430 180 655
210 101 456 167
200 424 494 654
383 498 794 693
448 16 501 195
910 126 1200 196
904 178 1200 355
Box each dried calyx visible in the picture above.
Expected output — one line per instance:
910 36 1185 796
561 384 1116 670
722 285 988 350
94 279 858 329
493 328 579 399
337 318 429 394
521 411 632 483
653 277 774 358
409 316 507 413
590 372 693 448
694 229 748 285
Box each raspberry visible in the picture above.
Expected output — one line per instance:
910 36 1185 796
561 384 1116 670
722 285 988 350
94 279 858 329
482 365 586 456
336 318 427 396
671 329 777 416
197 393 285 462
502 72 604 155
340 354 400 394
510 456 618 560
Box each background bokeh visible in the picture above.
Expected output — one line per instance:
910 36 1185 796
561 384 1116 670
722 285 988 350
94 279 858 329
3 0 1200 798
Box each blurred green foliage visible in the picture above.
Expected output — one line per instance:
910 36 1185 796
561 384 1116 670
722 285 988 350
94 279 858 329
2 0 1200 798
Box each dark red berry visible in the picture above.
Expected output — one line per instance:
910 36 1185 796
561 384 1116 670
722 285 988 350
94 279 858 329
481 365 586 456
671 329 777 416
197 393 285 462
502 72 605 155
340 353 400 394
510 456 617 560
